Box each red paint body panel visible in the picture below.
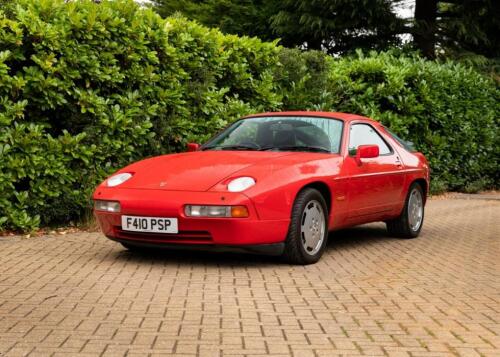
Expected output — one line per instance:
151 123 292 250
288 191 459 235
94 189 289 245
93 111 430 250
113 151 293 192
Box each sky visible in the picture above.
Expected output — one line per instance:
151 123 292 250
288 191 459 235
394 0 416 20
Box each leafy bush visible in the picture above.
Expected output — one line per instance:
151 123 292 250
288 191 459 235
274 49 334 111
0 1 498 231
277 49 499 193
0 0 280 231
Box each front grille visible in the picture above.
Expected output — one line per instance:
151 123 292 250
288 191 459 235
114 228 213 244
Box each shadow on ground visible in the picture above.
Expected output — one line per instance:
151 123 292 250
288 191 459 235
108 223 395 267
327 223 394 250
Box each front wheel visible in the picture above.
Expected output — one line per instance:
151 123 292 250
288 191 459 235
283 188 329 265
386 183 425 238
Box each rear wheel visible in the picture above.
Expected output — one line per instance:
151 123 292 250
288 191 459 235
386 183 425 238
283 188 329 265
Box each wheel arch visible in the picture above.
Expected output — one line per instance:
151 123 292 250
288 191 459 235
298 181 332 214
412 178 428 203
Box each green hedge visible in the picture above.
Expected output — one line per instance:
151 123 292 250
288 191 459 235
0 0 498 231
0 0 280 230
277 49 499 193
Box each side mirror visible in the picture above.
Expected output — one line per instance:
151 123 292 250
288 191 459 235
187 143 201 152
355 144 379 165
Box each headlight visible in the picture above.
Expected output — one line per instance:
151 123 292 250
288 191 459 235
94 200 121 213
185 205 249 218
107 173 132 187
227 177 255 192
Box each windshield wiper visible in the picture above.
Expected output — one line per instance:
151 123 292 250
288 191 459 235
202 144 259 151
260 145 330 153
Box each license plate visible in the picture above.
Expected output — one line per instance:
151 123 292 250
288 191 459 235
121 215 178 234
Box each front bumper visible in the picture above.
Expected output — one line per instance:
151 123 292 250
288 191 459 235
93 188 290 249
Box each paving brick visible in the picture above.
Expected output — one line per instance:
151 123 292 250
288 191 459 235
0 197 498 356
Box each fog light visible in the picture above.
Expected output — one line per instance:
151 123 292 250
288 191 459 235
185 205 248 218
94 200 121 213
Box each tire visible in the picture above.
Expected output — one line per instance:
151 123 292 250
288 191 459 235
283 188 329 265
386 182 425 238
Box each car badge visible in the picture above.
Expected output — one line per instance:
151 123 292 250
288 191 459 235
159 181 167 187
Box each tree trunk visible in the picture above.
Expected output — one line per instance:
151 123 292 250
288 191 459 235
307 38 322 51
414 0 438 59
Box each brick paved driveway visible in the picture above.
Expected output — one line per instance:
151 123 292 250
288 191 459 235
0 197 499 356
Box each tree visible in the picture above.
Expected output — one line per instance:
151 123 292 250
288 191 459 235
271 0 404 54
151 0 499 61
413 0 438 59
149 0 278 41
413 0 499 59
440 0 499 58
151 0 405 54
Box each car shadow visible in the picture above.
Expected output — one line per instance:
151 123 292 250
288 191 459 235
326 223 393 251
112 243 279 267
108 223 394 267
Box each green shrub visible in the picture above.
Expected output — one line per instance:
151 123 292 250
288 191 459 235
277 49 499 193
0 1 498 231
0 0 281 231
274 49 334 111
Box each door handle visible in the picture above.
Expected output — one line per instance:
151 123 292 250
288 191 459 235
395 157 403 168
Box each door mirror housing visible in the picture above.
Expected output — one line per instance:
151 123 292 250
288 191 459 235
187 143 201 152
355 144 379 165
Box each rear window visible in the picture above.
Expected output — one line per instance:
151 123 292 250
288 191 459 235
384 127 417 152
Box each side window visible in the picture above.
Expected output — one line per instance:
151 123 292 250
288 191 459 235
383 126 417 152
349 124 392 155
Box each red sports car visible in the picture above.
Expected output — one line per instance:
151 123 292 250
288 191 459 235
93 112 429 264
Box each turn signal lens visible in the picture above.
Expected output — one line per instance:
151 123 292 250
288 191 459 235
94 200 121 213
230 206 249 218
184 205 249 218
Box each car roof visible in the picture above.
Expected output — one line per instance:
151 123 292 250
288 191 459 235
243 111 374 123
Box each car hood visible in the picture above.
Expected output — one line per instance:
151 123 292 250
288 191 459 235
116 151 296 191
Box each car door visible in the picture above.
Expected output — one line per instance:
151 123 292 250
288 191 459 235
345 122 405 220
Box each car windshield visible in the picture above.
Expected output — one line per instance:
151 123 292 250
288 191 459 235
202 116 344 153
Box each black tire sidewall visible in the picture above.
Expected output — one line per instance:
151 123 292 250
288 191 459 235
287 188 329 264
406 184 425 236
